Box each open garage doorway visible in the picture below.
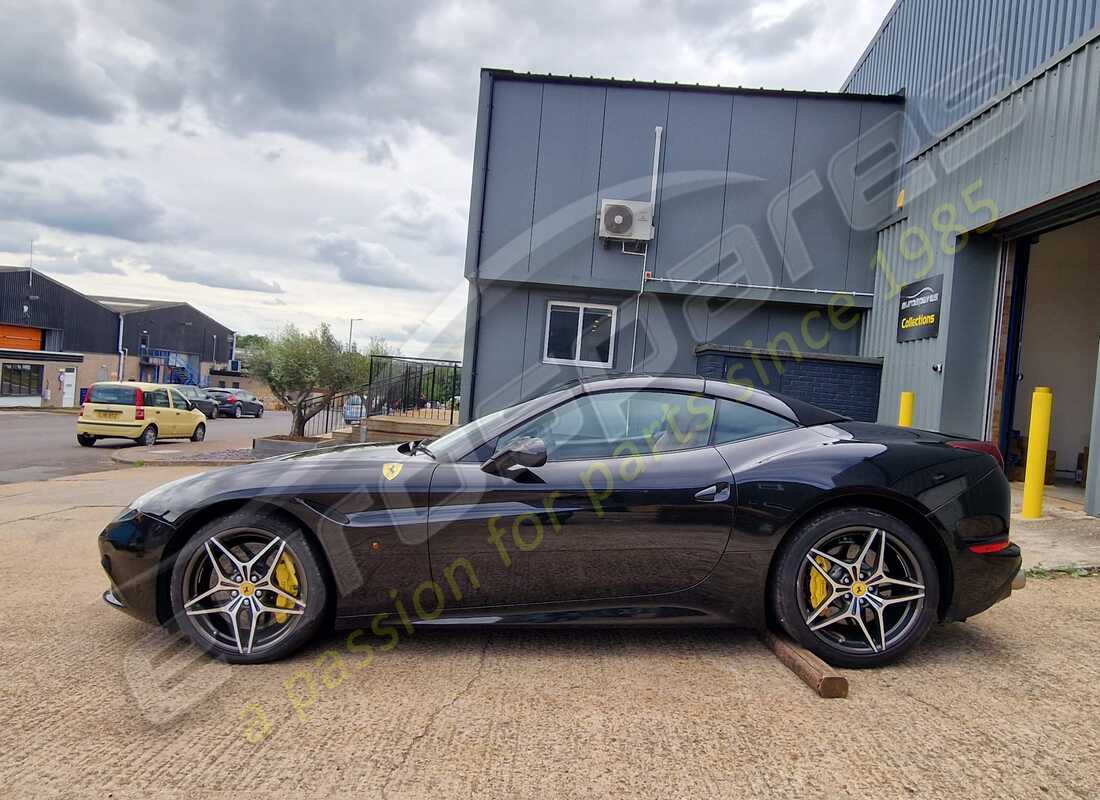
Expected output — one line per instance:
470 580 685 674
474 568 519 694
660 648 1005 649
1000 215 1100 510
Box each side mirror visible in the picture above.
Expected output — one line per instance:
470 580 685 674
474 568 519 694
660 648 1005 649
482 436 547 476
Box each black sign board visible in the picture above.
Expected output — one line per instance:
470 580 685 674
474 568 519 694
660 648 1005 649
896 273 943 342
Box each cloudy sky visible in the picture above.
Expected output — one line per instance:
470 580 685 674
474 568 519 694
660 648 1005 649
0 0 892 357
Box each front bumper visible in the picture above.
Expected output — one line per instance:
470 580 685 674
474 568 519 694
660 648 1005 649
99 509 178 625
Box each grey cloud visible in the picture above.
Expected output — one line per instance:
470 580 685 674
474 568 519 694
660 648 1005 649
0 174 178 242
0 222 38 255
131 61 188 113
723 1 827 60
66 0 840 152
262 147 284 162
306 233 430 290
36 244 127 275
0 108 113 161
380 190 466 255
363 138 396 167
140 256 285 294
0 1 121 121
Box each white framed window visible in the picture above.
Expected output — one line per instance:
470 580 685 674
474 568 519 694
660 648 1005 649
542 301 616 368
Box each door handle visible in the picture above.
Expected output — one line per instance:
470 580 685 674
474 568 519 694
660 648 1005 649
694 482 730 503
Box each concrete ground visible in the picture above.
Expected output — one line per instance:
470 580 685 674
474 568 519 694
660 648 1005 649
1 467 1099 798
1010 482 1100 568
0 408 291 483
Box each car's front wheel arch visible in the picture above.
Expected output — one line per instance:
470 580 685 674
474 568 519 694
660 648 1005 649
764 491 954 626
155 499 336 627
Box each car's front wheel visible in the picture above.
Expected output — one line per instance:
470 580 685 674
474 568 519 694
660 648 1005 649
770 507 938 668
169 512 329 663
255 406 263 418
191 422 206 442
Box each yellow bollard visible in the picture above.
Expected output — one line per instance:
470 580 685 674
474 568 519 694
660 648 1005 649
1021 386 1054 519
898 391 915 427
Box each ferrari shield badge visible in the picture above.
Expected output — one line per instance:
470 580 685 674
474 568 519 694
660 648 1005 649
382 463 403 481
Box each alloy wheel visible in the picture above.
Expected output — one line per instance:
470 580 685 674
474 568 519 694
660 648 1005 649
798 526 926 655
180 529 307 656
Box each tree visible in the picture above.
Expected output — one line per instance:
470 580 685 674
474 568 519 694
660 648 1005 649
252 324 371 437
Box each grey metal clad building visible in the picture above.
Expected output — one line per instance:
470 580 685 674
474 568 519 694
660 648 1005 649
460 71 902 423
460 2 1100 514
845 0 1100 513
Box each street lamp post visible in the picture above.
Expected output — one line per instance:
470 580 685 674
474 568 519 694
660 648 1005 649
348 318 364 351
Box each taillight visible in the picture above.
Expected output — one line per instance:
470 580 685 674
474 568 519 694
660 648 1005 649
80 402 88 417
947 440 1004 469
135 407 145 420
135 387 145 420
968 540 1011 554
227 395 237 403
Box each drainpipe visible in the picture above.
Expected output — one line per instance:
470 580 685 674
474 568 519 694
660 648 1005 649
629 125 663 373
116 314 125 380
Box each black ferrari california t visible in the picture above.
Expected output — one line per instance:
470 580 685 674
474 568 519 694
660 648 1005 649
99 374 1023 667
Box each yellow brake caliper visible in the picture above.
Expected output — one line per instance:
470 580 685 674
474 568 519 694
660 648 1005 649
809 555 830 609
273 554 300 623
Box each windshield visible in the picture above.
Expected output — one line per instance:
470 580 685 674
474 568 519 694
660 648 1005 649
426 391 564 461
88 385 137 405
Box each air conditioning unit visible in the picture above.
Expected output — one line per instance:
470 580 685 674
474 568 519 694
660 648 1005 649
598 199 654 241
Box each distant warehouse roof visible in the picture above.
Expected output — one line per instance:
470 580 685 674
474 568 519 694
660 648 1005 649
88 296 187 314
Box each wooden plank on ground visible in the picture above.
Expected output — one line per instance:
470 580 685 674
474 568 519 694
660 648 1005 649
760 630 849 699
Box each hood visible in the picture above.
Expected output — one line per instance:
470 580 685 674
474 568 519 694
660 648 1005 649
129 440 433 522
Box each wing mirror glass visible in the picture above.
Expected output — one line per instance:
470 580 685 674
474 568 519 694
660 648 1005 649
482 436 547 475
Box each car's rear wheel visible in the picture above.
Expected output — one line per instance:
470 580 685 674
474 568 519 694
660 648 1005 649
191 422 206 442
233 404 242 419
169 512 329 663
770 507 938 668
139 425 157 446
77 434 96 447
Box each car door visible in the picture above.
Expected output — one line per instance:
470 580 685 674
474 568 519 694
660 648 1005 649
168 388 194 436
237 390 256 415
143 388 174 437
427 389 734 609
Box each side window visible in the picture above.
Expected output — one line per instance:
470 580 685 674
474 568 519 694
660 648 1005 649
543 301 616 367
169 389 188 408
146 389 170 408
496 390 716 462
712 399 797 444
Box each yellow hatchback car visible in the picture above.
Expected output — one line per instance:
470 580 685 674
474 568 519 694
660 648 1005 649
77 382 208 447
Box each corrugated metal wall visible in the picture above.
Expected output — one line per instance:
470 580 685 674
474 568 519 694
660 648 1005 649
845 0 1100 154
0 269 119 354
861 32 1100 430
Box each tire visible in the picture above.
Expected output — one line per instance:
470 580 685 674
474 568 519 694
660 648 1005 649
233 404 242 419
169 511 329 664
139 425 158 446
211 407 218 419
191 422 206 442
770 507 939 668
77 434 96 447
255 406 263 418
